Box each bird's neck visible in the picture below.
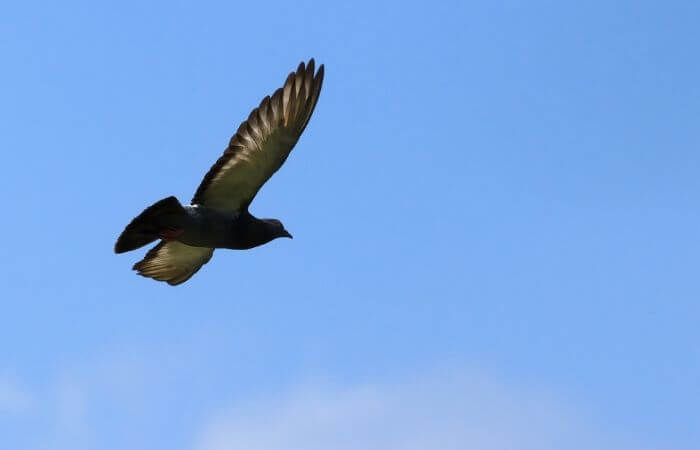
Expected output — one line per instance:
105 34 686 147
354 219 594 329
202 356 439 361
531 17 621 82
225 212 278 250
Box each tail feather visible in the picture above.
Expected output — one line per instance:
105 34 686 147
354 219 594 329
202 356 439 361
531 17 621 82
114 196 186 254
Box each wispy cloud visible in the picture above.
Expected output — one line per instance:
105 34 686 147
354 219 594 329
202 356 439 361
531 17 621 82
50 373 94 449
195 370 646 450
2 360 654 450
1 353 163 450
0 373 34 416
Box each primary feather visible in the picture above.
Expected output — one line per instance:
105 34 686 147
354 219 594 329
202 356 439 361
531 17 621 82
191 60 324 212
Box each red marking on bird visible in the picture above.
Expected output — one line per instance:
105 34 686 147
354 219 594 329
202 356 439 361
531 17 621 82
160 228 184 240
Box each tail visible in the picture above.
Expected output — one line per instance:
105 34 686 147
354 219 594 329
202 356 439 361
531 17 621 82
114 196 187 254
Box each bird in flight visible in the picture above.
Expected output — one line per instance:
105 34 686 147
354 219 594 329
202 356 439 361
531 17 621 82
115 59 324 285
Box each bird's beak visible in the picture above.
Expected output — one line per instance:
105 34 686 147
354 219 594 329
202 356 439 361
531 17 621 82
282 230 293 239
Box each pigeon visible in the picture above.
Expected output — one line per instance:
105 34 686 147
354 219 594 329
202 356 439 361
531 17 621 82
115 59 324 285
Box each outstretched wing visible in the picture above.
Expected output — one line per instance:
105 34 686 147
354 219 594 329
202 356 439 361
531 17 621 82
191 59 324 212
133 240 214 286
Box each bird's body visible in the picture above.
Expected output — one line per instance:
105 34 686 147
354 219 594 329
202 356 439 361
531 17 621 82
114 59 324 285
175 205 288 250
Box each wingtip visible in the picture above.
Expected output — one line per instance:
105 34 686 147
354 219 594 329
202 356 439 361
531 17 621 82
301 58 323 75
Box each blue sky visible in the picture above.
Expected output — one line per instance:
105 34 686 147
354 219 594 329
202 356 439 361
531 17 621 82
1 1 699 449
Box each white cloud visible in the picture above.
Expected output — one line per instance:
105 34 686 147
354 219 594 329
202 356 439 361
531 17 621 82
0 373 35 416
195 370 646 450
2 358 655 450
1 353 162 450
51 374 94 448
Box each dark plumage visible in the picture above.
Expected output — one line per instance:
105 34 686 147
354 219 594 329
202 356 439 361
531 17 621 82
115 59 324 285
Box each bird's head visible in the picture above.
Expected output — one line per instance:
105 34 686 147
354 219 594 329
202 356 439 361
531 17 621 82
263 218 293 240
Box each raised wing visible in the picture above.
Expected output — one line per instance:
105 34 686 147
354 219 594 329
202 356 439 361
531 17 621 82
133 240 214 286
191 59 324 212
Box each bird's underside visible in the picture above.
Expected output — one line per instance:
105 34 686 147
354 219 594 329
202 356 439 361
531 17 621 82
114 59 324 285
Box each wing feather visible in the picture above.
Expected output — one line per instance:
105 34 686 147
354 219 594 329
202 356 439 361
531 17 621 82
133 241 214 286
191 59 324 212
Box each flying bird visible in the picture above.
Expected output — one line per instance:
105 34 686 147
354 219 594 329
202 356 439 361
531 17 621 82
115 59 324 285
